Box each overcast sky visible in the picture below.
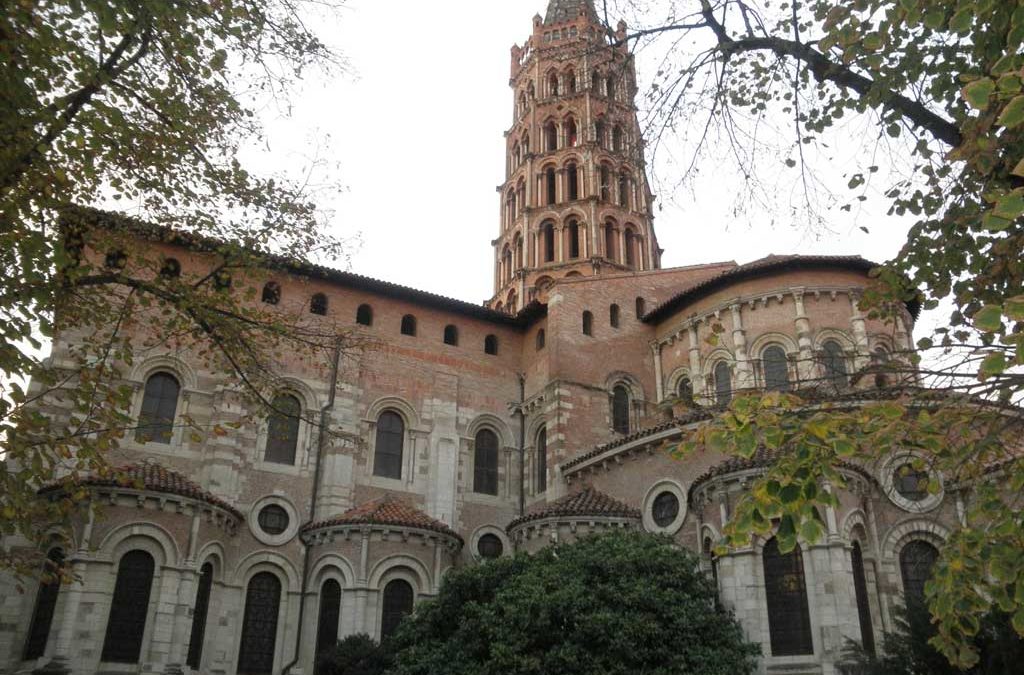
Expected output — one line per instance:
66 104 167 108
251 0 921 313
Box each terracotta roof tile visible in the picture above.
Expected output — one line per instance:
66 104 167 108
508 486 640 530
39 461 243 520
303 494 462 542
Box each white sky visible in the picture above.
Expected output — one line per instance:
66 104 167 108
254 0 924 318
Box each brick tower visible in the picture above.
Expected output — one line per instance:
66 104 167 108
490 0 661 313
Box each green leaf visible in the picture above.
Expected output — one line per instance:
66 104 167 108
980 353 1007 377
1012 157 1024 178
949 8 973 33
963 78 995 110
923 9 945 29
974 305 1003 332
982 213 1012 232
1005 295 1024 321
998 96 1024 128
994 189 1024 219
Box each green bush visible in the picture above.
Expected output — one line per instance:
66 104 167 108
316 633 391 675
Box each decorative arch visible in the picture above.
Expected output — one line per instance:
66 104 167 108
194 542 227 581
97 521 180 567
813 328 856 351
364 396 422 432
368 555 432 592
130 354 198 391
232 550 302 592
603 371 645 401
748 332 799 358
270 376 320 411
310 553 357 590
882 519 950 561
466 413 515 448
840 509 871 544
666 367 693 397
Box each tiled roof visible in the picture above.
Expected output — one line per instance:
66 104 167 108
508 486 640 530
545 0 598 25
39 461 243 520
61 206 546 328
303 494 462 542
643 254 921 323
561 409 714 472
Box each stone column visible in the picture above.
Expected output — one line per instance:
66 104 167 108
849 291 870 370
792 289 816 382
688 324 703 398
730 304 754 389
651 343 664 402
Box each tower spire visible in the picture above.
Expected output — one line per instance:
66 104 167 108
544 0 599 25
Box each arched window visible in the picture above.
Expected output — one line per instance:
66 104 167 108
261 282 281 305
536 427 548 493
606 75 616 99
635 297 645 317
159 258 181 279
514 235 524 268
609 303 620 328
548 71 560 97
763 538 814 656
356 304 373 326
23 548 64 660
381 579 414 638
186 562 214 669
474 429 500 495
536 329 545 350
567 70 577 92
851 541 876 656
443 324 459 346
105 249 127 269
703 536 719 590
595 119 606 147
237 572 281 675
401 314 417 336
762 345 790 391
478 534 504 559
714 361 732 407
136 372 180 444
374 411 404 479
871 346 890 365
484 334 498 355
567 162 579 200
545 167 557 205
600 165 611 201
582 311 593 336
618 172 629 208
566 118 578 147
310 293 328 316
315 579 342 660
265 394 301 465
822 340 848 389
101 550 155 664
678 376 693 402
611 385 630 434
604 222 616 261
612 125 624 152
545 121 558 151
899 540 939 608
543 222 555 262
624 229 635 267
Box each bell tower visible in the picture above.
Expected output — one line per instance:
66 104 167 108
490 0 661 313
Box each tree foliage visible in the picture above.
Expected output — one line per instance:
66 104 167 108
0 0 348 578
590 0 1024 667
385 531 760 675
316 634 392 675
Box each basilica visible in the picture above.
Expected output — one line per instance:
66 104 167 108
0 2 966 675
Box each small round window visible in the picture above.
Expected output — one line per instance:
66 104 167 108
258 504 290 536
651 491 680 528
894 464 929 502
477 534 504 560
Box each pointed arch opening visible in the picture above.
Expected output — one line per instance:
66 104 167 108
544 121 558 151
566 117 578 147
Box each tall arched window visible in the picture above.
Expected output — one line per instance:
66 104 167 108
545 167 557 205
548 71 559 97
101 550 155 664
678 376 693 402
763 538 814 656
237 572 281 675
762 346 790 391
851 541 876 656
822 340 848 389
536 427 547 493
606 75 616 99
536 329 545 351
635 297 645 317
609 303 620 328
624 230 635 267
604 222 616 261
582 311 593 336
374 411 405 479
567 162 579 200
136 372 180 444
568 220 580 258
567 70 577 92
315 579 342 660
545 121 558 151
714 361 732 407
443 324 459 346
543 222 555 262
899 540 939 608
612 125 624 152
265 394 301 465
381 579 414 638
474 429 499 495
186 562 214 669
356 304 373 326
261 282 281 305
600 165 611 201
23 548 64 660
618 173 629 208
566 118 578 147
612 385 630 434
595 119 606 147
310 293 328 316
703 536 719 591
484 334 498 355
401 314 417 336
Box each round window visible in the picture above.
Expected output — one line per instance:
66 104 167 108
258 504 290 536
651 491 680 528
477 533 504 560
894 464 929 502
